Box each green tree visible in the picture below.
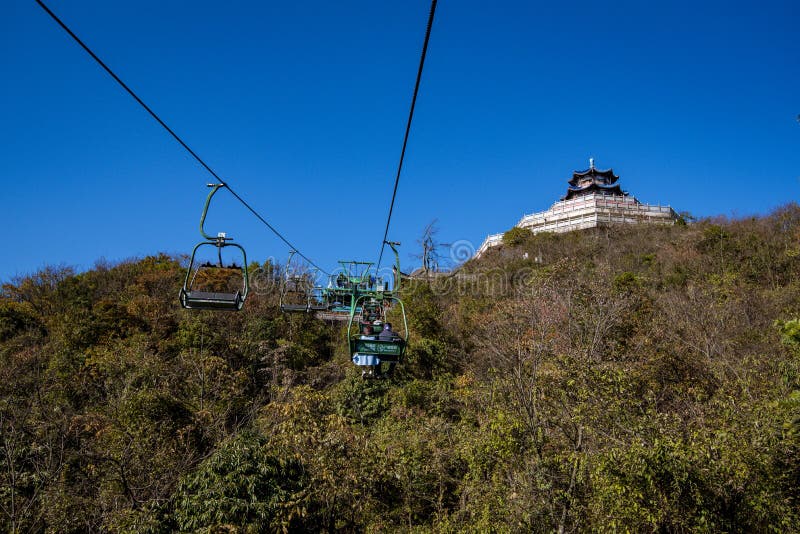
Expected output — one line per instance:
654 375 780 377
502 226 530 247
174 432 306 533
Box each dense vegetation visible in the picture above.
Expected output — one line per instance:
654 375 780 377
2 205 799 532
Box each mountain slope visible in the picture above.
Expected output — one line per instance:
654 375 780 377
1 205 799 532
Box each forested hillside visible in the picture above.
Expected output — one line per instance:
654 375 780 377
2 205 800 532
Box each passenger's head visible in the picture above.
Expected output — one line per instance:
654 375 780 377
384 322 392 331
362 324 373 335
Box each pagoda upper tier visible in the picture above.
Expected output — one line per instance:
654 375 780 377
563 160 624 200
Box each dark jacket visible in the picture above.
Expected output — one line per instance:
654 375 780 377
379 327 399 341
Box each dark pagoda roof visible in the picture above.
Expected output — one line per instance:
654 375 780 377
562 160 626 200
567 167 619 187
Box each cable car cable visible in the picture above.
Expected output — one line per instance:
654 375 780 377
376 0 437 272
34 0 330 276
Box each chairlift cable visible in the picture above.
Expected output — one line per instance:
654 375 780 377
34 0 330 276
376 0 437 272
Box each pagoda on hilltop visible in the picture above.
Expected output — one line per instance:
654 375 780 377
563 159 623 200
475 159 678 257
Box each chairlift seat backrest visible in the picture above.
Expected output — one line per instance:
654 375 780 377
349 338 406 362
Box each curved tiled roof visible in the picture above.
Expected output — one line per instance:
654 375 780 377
567 167 619 187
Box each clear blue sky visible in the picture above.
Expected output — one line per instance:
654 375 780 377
1 0 798 281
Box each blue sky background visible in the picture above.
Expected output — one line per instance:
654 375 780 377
1 0 798 281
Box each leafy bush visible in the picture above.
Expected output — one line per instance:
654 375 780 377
502 226 530 247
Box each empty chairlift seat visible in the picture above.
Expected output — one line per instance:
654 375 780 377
180 288 245 311
179 184 250 312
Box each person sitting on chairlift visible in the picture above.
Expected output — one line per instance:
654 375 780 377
379 322 400 341
360 324 375 340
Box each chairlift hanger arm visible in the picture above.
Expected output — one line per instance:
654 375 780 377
199 183 229 241
385 240 402 291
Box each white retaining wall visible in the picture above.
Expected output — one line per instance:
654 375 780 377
475 194 677 258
